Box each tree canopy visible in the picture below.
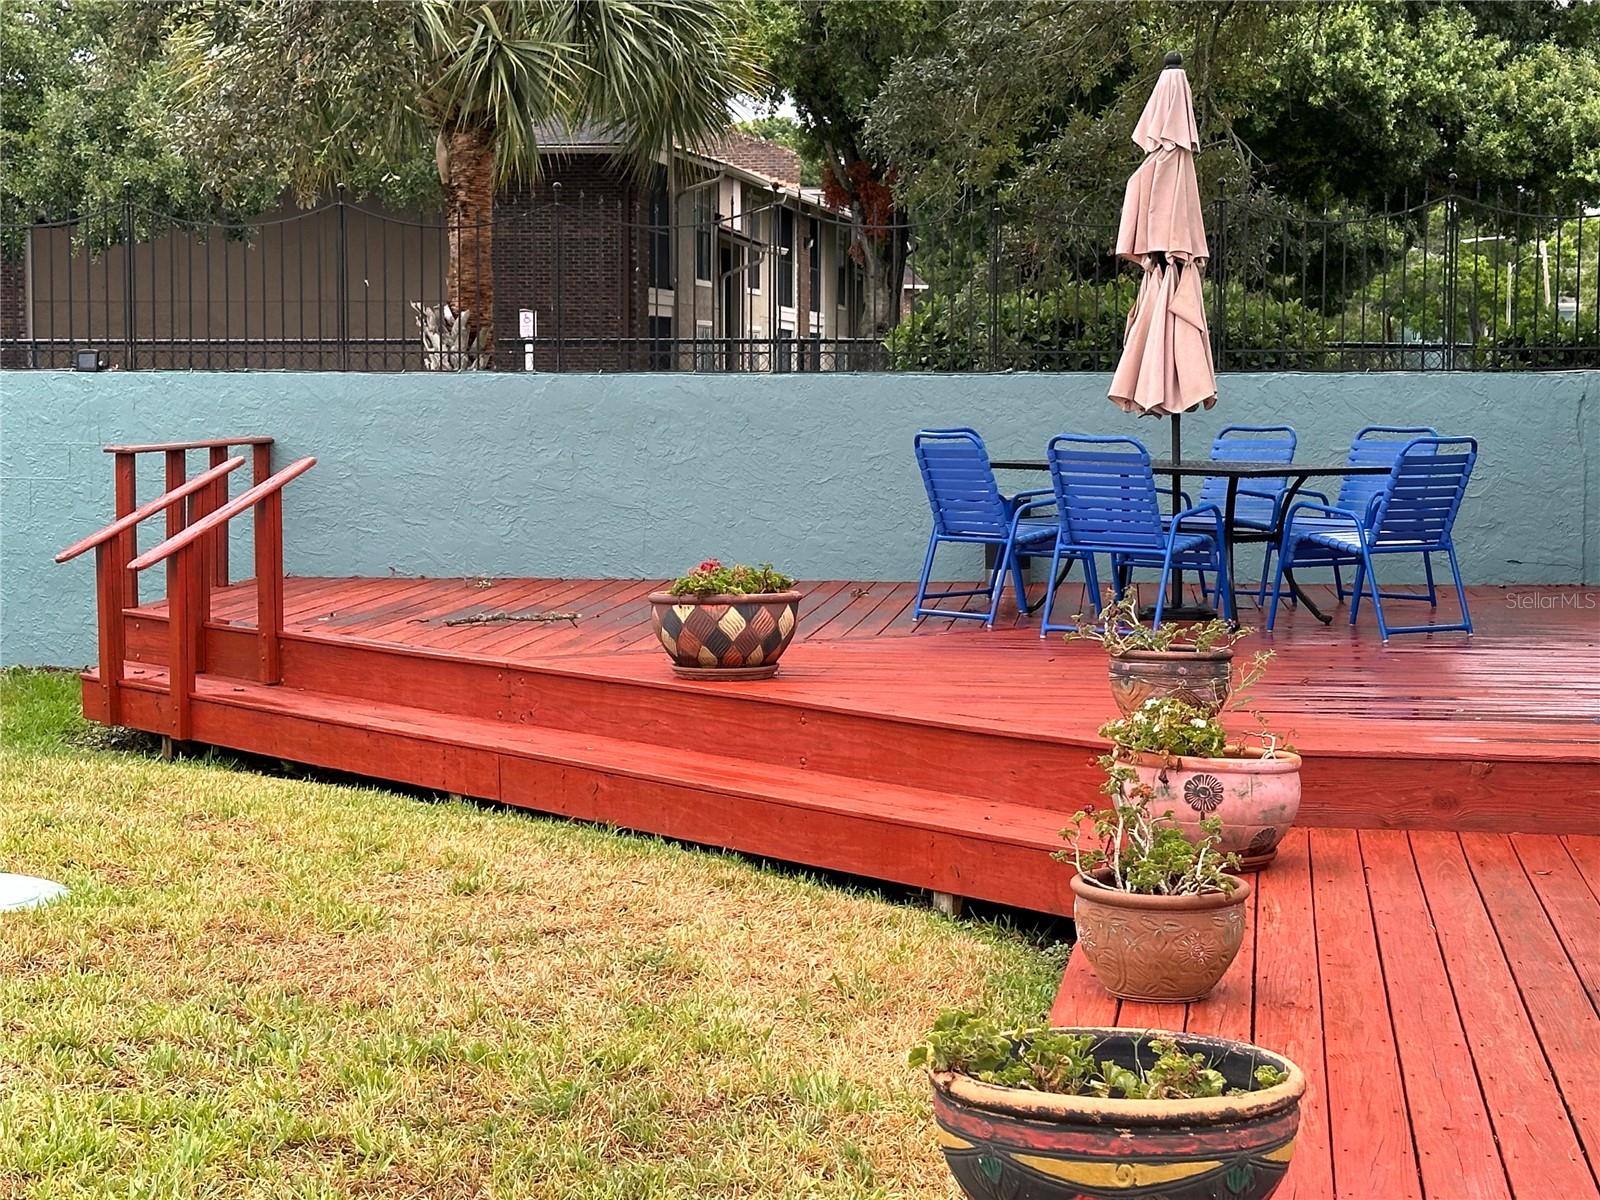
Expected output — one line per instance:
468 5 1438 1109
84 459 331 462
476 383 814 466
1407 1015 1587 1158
862 0 1600 234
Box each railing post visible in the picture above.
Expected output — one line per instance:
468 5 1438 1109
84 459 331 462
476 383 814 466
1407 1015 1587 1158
123 182 137 371
552 181 564 372
167 544 197 741
1214 183 1229 370
113 450 138 605
207 445 230 586
93 541 125 724
336 184 350 371
163 448 185 622
254 488 284 684
987 203 1001 371
1444 172 1460 370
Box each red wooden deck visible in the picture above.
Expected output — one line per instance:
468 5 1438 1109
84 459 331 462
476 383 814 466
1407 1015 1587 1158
1050 827 1600 1200
60 439 1600 1200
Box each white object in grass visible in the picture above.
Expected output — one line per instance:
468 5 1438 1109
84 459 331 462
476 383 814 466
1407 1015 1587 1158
0 873 68 912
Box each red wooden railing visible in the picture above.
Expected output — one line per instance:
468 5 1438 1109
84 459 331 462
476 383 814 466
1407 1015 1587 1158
56 455 246 725
103 436 275 604
57 436 314 741
129 457 316 736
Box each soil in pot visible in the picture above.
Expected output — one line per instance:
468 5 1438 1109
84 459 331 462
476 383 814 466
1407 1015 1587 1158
1108 647 1234 717
1125 747 1302 871
930 1028 1305 1200
648 590 800 679
1071 870 1250 1003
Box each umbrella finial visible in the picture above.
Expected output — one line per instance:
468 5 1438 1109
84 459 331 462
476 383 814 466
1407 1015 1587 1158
1164 50 1183 68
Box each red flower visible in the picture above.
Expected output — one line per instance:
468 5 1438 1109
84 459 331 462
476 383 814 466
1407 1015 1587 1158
696 559 722 574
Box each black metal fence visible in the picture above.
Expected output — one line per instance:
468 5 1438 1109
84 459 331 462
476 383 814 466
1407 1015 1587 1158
2 186 1594 372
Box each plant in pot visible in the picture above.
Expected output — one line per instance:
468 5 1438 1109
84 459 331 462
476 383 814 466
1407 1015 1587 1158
1067 594 1264 717
911 1011 1305 1200
1062 779 1250 1003
1101 695 1301 872
648 560 801 680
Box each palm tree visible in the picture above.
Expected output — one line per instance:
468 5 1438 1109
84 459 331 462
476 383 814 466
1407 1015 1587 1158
413 1 758 363
167 0 759 364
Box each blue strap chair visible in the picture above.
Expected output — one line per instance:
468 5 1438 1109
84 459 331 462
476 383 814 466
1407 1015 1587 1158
1267 436 1476 640
1038 434 1231 635
912 428 1058 626
1175 425 1298 604
1318 425 1440 604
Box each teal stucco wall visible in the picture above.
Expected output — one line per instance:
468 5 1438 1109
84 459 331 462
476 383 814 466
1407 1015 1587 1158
3 369 1596 666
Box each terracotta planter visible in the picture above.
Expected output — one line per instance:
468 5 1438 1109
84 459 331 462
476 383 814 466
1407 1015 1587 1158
1071 870 1250 1003
930 1028 1305 1200
648 590 801 679
1108 647 1234 716
1123 747 1303 871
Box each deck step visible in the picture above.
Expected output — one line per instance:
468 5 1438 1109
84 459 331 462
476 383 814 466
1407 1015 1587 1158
94 664 1077 914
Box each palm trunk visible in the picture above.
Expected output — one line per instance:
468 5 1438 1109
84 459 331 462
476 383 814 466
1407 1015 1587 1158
444 125 497 365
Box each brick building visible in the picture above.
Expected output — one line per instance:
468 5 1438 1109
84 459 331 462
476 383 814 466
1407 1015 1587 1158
497 128 871 372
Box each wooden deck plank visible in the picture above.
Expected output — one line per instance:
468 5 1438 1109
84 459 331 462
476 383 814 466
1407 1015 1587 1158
1461 832 1600 1174
1182 880 1257 1042
1308 829 1422 1200
1358 830 1510 1199
1251 829 1334 1200
1512 836 1600 1013
1409 831 1600 1200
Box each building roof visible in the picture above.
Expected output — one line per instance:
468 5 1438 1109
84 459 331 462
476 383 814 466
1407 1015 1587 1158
532 122 805 192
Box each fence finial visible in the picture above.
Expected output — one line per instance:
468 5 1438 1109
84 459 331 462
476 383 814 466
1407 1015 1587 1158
1164 50 1183 68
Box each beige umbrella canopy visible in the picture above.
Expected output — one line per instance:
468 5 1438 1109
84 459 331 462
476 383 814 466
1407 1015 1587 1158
1109 51 1217 428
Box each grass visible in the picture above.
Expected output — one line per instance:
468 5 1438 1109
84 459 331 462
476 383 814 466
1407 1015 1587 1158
0 669 1063 1199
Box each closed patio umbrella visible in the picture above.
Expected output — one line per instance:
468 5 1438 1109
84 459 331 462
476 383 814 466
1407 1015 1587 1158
1109 51 1215 461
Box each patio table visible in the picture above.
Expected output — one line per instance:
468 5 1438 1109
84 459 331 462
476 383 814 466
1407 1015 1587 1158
990 458 1392 623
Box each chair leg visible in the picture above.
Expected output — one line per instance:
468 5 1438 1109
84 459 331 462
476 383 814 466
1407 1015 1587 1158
1008 540 1033 617
1350 561 1366 624
1359 547 1390 640
1216 549 1234 623
1038 544 1067 637
912 533 940 620
1423 552 1438 606
1266 545 1290 631
1151 547 1178 629
1447 546 1473 634
985 538 1016 628
1332 562 1346 601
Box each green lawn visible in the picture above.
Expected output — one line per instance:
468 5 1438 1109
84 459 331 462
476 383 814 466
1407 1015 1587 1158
0 669 1061 1199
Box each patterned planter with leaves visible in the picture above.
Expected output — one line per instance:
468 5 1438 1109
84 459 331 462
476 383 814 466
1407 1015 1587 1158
648 590 801 679
1071 870 1251 1003
1108 647 1235 716
1122 747 1303 871
930 1028 1305 1200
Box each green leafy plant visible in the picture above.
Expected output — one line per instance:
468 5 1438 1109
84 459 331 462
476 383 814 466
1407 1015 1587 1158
908 1012 1287 1098
667 559 795 598
1065 595 1252 655
1097 697 1230 758
1060 772 1240 896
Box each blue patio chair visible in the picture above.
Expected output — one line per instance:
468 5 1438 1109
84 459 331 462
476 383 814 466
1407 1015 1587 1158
1319 425 1441 604
1038 434 1231 635
1267 436 1476 640
1174 425 1298 604
912 428 1059 627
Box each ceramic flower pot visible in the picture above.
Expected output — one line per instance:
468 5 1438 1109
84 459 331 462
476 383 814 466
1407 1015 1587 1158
1123 747 1303 871
930 1028 1305 1200
1071 870 1251 1003
1108 647 1234 717
648 590 801 679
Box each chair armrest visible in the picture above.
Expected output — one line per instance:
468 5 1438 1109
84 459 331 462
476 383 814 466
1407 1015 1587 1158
1154 483 1195 509
1299 489 1331 504
1005 488 1054 512
1235 486 1282 501
1171 502 1225 546
1280 501 1364 547
1008 497 1057 538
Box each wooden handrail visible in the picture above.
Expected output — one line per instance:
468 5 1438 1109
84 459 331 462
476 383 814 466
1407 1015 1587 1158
55 457 245 563
103 436 274 455
130 457 316 572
